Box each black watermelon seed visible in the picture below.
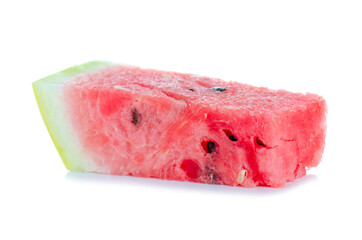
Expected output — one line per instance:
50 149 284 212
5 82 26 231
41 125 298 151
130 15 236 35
229 135 238 141
255 137 266 147
211 87 227 92
223 129 238 142
206 141 216 153
188 88 195 92
131 108 140 126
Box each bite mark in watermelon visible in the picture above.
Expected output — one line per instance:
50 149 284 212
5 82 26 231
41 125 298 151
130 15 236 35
33 61 327 187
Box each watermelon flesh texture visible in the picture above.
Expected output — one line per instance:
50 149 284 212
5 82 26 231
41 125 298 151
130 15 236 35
33 61 327 187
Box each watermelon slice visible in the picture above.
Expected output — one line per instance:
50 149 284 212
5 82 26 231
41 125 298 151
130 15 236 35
33 61 327 187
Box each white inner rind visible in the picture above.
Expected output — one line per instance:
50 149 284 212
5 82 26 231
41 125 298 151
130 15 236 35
33 61 113 172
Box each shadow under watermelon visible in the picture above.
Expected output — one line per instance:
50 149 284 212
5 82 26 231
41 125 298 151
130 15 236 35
65 171 318 196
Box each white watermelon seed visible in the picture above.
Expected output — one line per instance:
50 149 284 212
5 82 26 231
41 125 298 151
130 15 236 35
237 170 247 184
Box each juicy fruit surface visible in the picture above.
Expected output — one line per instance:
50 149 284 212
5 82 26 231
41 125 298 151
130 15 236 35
60 64 327 187
70 65 322 114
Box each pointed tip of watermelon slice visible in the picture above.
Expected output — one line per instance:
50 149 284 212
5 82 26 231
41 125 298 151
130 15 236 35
33 61 114 173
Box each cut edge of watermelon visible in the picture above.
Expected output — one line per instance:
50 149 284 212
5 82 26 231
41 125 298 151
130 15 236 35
33 61 114 172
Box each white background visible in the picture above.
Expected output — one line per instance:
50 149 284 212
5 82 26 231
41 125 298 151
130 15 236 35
1 1 361 239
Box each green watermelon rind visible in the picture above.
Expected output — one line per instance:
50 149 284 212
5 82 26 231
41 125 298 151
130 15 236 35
33 61 114 172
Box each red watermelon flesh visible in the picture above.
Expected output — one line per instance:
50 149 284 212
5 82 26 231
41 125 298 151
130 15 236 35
34 62 327 187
